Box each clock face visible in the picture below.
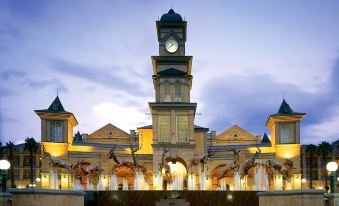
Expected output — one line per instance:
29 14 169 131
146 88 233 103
165 39 179 53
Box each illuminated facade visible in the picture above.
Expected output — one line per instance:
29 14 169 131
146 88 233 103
34 9 306 191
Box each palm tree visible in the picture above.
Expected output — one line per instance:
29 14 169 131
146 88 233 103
24 137 38 185
6 141 16 188
0 142 3 158
305 144 318 189
318 141 333 189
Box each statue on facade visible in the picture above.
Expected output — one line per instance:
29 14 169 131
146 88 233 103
159 145 171 182
109 145 135 173
266 159 294 181
41 144 73 172
188 142 215 173
215 148 240 180
239 144 261 179
72 160 103 186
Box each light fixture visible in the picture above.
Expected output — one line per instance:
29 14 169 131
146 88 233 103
0 160 10 170
326 161 338 193
326 162 338 172
301 178 306 183
36 177 41 182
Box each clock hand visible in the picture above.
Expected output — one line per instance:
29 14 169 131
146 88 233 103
168 43 174 49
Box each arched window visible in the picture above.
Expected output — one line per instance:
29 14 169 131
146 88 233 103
175 82 181 102
164 83 171 102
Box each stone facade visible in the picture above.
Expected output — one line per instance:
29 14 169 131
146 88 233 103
33 9 305 191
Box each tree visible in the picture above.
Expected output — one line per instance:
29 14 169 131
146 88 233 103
305 144 318 189
24 137 38 185
0 142 3 158
6 141 16 188
318 141 333 189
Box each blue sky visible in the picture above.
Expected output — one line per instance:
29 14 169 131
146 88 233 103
1 0 339 145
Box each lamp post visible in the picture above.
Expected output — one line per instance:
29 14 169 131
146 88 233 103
326 161 338 193
0 159 10 192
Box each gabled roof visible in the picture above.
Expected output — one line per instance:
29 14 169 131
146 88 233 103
89 123 130 138
158 68 187 76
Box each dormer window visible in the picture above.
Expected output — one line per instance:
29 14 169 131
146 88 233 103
52 102 58 111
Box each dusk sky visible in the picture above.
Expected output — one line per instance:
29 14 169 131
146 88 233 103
1 0 339 145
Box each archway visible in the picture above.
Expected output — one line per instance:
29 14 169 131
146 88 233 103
159 157 188 190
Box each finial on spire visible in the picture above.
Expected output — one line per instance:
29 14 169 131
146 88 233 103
171 0 173 9
56 88 59 97
282 89 285 100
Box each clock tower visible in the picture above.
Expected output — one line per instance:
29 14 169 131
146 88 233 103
150 9 198 174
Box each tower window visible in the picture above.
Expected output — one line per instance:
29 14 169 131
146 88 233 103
175 83 182 102
49 121 63 142
280 123 295 144
158 116 170 142
176 116 188 143
164 84 171 102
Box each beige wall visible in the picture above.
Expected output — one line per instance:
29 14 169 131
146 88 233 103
258 190 324 206
9 189 84 206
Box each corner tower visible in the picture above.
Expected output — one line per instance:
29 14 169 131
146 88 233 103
35 95 78 157
266 99 305 172
150 9 197 172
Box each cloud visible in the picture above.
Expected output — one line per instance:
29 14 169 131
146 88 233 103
0 87 16 97
91 102 150 133
198 61 339 144
21 78 68 93
0 69 25 80
51 59 149 97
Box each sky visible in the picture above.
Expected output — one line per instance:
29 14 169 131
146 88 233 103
0 0 339 145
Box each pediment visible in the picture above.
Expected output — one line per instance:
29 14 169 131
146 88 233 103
215 125 258 144
89 123 130 139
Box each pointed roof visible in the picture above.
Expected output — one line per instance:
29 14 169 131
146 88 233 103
35 95 70 113
271 99 305 116
47 95 65 112
73 130 83 142
261 133 271 144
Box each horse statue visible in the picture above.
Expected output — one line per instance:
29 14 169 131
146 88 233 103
239 144 261 179
215 148 240 180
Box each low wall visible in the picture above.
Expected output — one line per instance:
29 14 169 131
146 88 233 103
8 188 85 206
0 192 12 206
257 190 325 206
85 190 259 206
323 193 339 206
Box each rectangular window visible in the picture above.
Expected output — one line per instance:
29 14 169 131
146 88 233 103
164 84 171 102
49 121 63 142
23 155 36 167
158 116 170 142
14 169 20 179
280 123 294 144
175 83 182 102
23 170 35 179
177 116 189 143
13 155 20 167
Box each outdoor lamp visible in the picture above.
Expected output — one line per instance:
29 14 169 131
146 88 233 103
0 159 11 192
326 161 338 193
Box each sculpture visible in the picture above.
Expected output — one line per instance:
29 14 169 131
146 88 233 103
188 142 215 173
41 144 73 172
159 145 171 182
72 160 103 186
239 144 261 179
109 145 136 174
215 148 240 180
267 159 294 181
